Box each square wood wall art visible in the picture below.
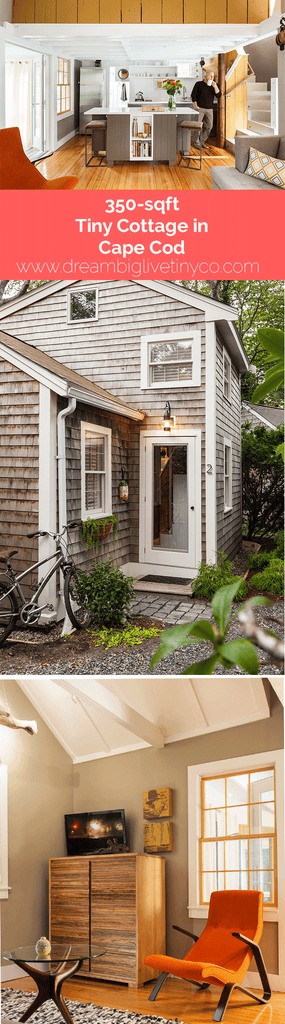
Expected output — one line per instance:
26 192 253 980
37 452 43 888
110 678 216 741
143 787 172 819
143 821 173 853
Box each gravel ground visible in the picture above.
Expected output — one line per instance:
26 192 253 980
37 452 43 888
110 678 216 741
0 595 283 676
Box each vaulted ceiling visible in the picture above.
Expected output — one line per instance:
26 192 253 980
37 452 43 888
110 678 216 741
10 677 280 763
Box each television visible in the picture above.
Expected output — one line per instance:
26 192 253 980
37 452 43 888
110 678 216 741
65 809 128 856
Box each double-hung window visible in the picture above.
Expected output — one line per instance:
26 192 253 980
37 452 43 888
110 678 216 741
57 58 71 115
141 331 201 389
81 423 112 521
200 765 277 906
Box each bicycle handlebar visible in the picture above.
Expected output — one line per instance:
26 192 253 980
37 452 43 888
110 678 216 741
27 521 81 541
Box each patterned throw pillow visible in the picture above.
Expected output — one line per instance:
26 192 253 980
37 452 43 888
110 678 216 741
245 147 285 189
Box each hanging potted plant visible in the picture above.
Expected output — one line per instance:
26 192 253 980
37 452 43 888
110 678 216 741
80 515 118 554
162 78 183 110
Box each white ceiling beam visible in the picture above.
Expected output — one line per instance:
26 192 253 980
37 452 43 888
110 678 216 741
267 678 284 707
54 679 165 749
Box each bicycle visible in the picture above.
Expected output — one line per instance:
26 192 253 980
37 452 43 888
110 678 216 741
0 520 92 646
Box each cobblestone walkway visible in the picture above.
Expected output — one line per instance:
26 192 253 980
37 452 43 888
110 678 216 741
130 592 213 625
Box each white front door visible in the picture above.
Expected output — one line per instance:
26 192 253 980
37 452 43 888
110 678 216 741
140 432 200 571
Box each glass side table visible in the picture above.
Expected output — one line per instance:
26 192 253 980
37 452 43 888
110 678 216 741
3 944 107 1024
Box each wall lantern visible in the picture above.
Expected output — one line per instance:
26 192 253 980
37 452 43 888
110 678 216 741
163 401 175 431
276 16 285 49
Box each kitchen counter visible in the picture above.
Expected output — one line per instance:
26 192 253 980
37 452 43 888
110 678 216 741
84 107 200 166
84 105 197 115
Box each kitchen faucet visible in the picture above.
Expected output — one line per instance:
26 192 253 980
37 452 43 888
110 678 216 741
182 85 187 100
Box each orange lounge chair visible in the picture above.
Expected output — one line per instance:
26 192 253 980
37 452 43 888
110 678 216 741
0 127 78 189
144 890 271 1021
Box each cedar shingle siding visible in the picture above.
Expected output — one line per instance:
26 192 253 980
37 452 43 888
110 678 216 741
0 358 39 580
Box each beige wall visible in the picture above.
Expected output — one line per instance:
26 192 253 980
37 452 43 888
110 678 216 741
0 682 74 960
74 689 283 975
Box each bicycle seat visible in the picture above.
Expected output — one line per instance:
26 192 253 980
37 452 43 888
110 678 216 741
0 549 18 563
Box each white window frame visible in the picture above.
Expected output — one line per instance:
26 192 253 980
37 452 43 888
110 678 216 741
223 348 231 403
141 331 201 390
188 749 284 926
0 765 8 901
224 437 232 513
67 286 99 324
81 422 112 522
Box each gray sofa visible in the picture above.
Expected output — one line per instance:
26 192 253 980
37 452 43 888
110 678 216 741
211 134 285 190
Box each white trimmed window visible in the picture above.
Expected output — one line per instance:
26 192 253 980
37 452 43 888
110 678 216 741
223 349 231 402
224 439 232 512
81 422 112 521
68 287 98 324
141 331 201 389
188 749 284 923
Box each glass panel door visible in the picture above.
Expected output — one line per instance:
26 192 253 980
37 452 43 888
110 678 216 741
144 436 196 568
153 444 188 552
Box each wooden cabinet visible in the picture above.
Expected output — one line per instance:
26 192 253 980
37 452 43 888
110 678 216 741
153 115 176 165
107 115 130 166
49 854 165 988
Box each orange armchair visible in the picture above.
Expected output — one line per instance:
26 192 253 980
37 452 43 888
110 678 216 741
0 128 78 189
144 890 271 1021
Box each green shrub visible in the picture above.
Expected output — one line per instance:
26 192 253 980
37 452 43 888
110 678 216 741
75 558 135 627
247 551 272 571
251 559 284 596
192 553 248 602
275 530 284 559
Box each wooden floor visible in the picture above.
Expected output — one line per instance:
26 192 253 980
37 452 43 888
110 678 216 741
2 974 283 1023
36 134 234 190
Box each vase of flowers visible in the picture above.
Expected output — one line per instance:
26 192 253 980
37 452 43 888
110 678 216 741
162 78 183 110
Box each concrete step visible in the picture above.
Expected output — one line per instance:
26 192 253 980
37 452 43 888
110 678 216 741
133 577 193 597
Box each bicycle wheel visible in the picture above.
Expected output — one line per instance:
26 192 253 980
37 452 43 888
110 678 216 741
64 566 92 629
0 583 18 644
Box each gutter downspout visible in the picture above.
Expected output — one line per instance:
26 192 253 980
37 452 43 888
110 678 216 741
57 397 77 621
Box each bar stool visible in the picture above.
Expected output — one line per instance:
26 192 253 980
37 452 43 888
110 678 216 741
177 120 203 169
85 120 107 167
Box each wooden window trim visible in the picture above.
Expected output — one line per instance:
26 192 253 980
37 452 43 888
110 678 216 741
57 57 71 116
200 765 277 908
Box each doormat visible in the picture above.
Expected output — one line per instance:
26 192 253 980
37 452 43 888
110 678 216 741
139 575 191 586
1 990 185 1024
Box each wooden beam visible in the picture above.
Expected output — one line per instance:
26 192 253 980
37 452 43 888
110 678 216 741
54 679 165 748
218 53 226 149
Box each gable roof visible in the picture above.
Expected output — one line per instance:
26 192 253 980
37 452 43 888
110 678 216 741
0 329 144 421
0 280 250 372
242 402 284 428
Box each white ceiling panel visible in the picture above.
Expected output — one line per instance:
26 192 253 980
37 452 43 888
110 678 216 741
12 676 272 763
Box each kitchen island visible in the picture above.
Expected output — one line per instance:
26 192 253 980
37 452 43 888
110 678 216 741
84 106 199 166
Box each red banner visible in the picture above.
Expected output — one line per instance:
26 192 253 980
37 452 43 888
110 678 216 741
1 190 284 280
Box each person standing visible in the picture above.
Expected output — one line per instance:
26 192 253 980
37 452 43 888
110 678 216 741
191 70 221 150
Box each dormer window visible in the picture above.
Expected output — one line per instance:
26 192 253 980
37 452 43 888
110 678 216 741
68 287 98 323
141 331 201 389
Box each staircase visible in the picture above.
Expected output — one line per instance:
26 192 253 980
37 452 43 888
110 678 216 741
237 76 275 139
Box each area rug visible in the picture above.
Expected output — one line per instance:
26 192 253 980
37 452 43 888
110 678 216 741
1 990 184 1024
